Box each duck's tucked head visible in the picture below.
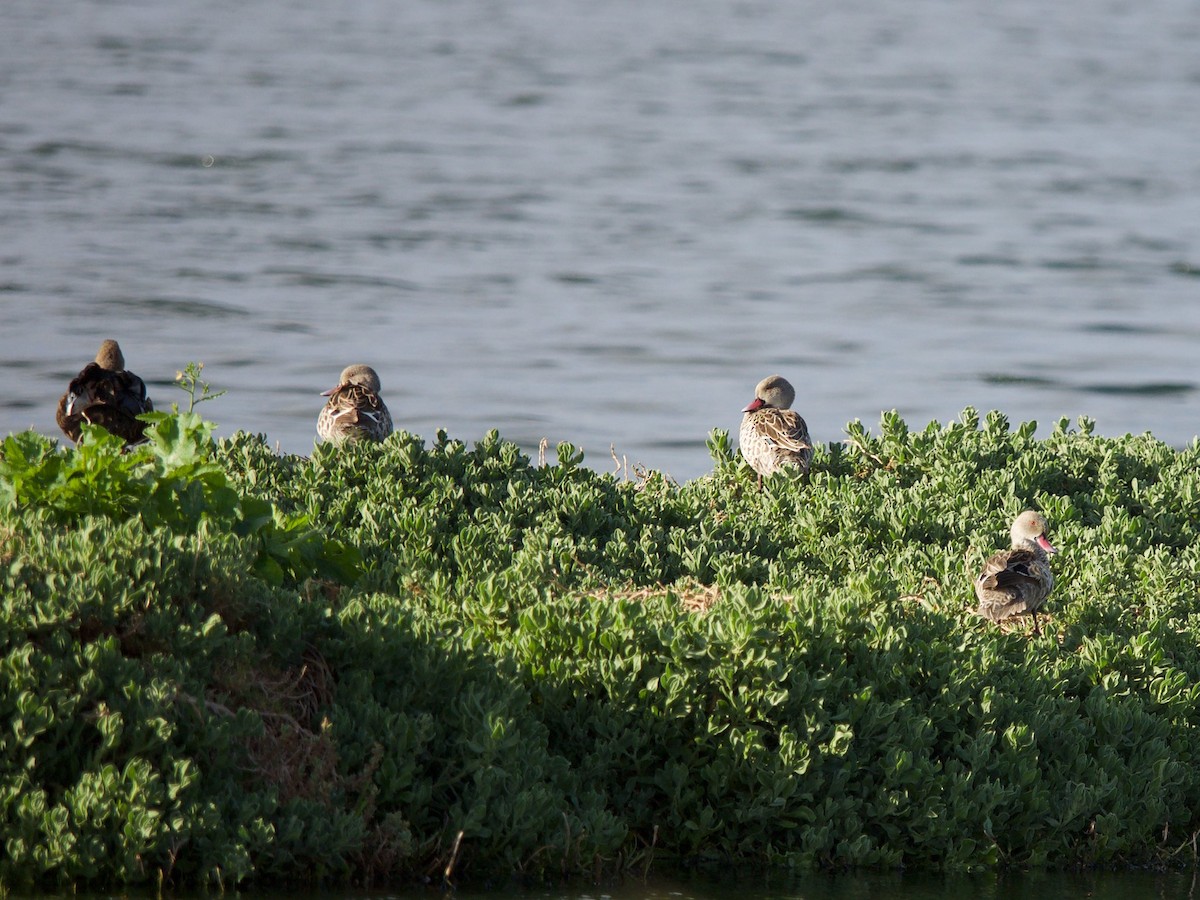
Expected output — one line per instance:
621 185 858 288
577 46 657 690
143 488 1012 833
95 339 125 371
743 374 796 413
324 364 382 396
1011 510 1056 554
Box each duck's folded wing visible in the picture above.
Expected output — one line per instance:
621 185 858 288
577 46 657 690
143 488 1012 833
342 385 387 421
978 549 1038 587
757 409 812 452
323 385 391 438
977 550 1049 616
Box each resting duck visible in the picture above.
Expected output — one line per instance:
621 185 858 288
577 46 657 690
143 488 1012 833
739 374 813 485
55 339 154 445
975 510 1057 635
317 364 393 444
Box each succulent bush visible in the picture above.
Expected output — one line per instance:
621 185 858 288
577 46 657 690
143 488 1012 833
2 406 1200 888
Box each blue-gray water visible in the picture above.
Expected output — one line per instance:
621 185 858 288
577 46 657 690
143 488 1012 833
3 0 1199 480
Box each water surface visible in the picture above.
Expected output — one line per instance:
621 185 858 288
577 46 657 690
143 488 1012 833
43 869 1195 900
3 0 1199 479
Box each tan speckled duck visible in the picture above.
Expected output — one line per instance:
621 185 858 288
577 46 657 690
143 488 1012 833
317 364 393 444
55 339 154 446
975 510 1057 635
739 374 813 486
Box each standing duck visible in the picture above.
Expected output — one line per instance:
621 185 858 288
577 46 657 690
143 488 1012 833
317 364 393 444
55 339 153 446
739 374 813 486
975 510 1057 635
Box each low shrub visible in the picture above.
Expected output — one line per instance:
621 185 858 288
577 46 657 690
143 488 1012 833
3 407 1200 888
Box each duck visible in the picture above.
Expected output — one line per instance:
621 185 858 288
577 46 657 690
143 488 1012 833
317 364 393 444
975 510 1057 635
55 339 154 446
739 374 813 486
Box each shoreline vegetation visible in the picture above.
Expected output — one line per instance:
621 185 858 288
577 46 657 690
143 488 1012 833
2 406 1200 889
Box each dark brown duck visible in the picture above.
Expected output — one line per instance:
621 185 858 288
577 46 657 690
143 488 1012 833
56 339 153 446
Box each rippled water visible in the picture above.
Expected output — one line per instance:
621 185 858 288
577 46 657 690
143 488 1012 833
3 0 1199 479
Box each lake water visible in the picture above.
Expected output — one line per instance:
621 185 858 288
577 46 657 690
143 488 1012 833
2 0 1199 480
29 869 1199 900
45 869 1196 900
449 869 1200 900
526 869 1198 900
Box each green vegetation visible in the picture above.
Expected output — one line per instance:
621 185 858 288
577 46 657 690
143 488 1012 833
3 406 1200 889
